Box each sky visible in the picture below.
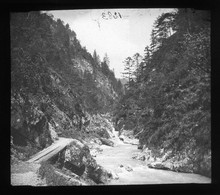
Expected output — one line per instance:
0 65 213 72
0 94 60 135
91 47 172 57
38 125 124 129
48 8 174 78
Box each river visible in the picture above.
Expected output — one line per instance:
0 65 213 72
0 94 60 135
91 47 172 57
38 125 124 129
94 142 211 185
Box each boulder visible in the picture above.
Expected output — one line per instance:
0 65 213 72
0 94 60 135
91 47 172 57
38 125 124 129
87 165 112 184
57 139 112 184
90 150 97 157
119 164 133 172
54 170 84 185
148 162 170 170
90 147 103 157
132 153 146 161
139 155 146 161
123 138 139 145
125 165 133 172
119 136 124 141
137 144 143 150
110 171 119 180
93 138 102 145
58 139 90 176
84 155 112 184
100 138 114 147
85 155 98 174
147 158 194 173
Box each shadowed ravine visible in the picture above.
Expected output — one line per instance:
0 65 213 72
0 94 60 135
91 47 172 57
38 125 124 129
94 140 211 184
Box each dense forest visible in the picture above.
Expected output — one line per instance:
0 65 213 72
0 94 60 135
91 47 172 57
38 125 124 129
115 9 211 177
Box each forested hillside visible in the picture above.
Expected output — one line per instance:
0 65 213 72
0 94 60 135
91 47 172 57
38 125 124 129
11 11 123 157
114 9 211 177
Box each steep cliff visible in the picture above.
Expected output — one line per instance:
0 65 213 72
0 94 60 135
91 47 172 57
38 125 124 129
10 11 123 162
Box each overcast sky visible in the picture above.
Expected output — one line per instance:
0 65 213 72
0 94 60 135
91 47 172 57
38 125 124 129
48 8 174 78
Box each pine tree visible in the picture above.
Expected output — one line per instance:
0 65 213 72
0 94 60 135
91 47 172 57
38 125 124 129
103 53 110 66
93 49 101 67
122 57 135 88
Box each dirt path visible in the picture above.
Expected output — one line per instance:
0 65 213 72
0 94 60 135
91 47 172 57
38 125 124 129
11 161 46 186
95 142 211 185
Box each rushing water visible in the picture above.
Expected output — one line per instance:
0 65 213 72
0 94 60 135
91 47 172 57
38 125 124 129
95 142 211 185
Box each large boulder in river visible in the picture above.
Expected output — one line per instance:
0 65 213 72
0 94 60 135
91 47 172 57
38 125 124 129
58 139 90 176
57 139 112 184
100 138 114 147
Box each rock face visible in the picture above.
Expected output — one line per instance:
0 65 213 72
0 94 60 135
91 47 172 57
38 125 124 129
85 114 114 138
57 139 112 184
10 75 91 158
48 123 59 142
11 94 53 150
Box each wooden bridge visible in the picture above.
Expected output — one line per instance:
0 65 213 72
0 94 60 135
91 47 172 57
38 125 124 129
27 137 73 163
